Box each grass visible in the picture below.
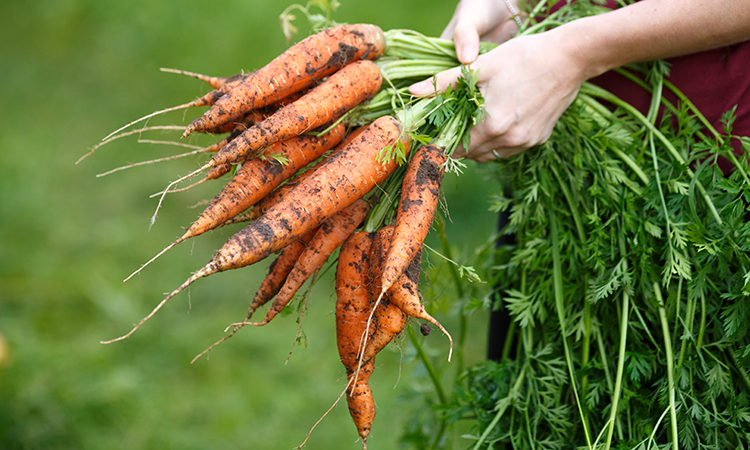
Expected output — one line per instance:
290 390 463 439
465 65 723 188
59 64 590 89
0 1 500 448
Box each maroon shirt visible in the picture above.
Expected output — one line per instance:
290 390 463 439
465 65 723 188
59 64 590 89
580 1 750 173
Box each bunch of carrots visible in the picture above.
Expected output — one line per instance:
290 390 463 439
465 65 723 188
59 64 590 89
85 20 486 448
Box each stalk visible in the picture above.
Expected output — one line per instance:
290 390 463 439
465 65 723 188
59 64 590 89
604 234 630 450
548 203 592 449
654 282 679 450
408 327 446 403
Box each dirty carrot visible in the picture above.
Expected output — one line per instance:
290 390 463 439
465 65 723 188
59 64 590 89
246 228 319 320
334 231 378 444
247 198 371 326
188 122 346 237
184 23 385 136
335 231 376 371
346 359 376 447
208 59 383 166
379 143 445 296
359 225 407 365
233 123 369 222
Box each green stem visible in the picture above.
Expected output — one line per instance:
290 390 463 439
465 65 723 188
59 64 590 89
604 235 630 450
654 282 679 450
677 280 696 368
549 204 593 449
408 327 446 403
696 292 706 352
501 320 517 362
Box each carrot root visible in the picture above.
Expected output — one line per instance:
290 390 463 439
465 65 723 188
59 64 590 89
101 264 216 344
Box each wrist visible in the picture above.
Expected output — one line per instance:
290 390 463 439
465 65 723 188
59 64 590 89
548 20 614 84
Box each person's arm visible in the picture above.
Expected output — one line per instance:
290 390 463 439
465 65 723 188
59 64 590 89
410 0 750 162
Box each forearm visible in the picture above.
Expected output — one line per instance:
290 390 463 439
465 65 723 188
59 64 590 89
554 0 750 80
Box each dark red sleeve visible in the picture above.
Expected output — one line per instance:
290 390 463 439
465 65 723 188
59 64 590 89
549 0 750 173
590 42 750 174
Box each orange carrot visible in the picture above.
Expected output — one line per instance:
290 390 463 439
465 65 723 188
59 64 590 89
203 109 268 135
346 359 376 445
379 143 446 296
104 116 406 343
246 227 319 320
188 122 346 238
208 59 382 166
359 226 407 365
206 115 406 271
335 231 375 371
233 123 369 222
184 24 385 136
250 198 371 326
334 231 377 443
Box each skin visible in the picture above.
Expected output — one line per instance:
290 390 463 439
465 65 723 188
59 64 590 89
409 0 750 162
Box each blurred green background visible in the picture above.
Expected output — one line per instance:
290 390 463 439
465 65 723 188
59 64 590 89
0 1 501 448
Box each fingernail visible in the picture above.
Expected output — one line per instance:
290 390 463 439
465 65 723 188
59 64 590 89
409 80 430 95
457 43 478 64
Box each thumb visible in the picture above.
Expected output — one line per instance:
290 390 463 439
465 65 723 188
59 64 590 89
452 22 481 64
408 66 465 97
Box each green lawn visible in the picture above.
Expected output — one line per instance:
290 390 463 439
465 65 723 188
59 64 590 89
0 1 501 448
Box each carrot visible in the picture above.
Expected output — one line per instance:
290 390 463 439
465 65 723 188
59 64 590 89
123 123 345 282
104 116 406 343
216 156 327 227
228 124 370 223
388 249 453 361
346 359 376 446
202 90 309 135
249 198 371 326
246 228 319 320
188 122 346 237
203 109 268 135
183 23 386 136
208 59 382 166
335 231 375 371
334 231 377 443
359 225 407 365
379 143 446 296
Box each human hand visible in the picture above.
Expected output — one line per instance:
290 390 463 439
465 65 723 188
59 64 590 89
410 29 586 162
441 0 520 64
